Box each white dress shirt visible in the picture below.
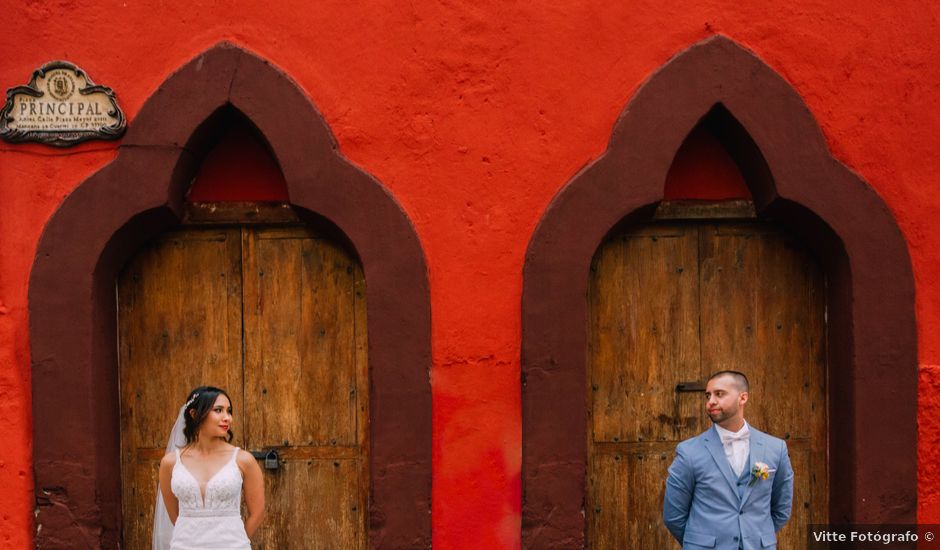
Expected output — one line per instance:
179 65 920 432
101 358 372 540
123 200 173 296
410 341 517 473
714 421 750 477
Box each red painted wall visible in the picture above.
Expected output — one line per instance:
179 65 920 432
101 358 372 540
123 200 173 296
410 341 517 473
1 2 938 548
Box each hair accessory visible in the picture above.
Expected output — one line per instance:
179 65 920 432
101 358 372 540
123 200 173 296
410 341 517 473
183 392 199 409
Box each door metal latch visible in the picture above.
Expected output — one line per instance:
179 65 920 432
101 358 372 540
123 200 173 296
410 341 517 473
250 449 280 470
675 381 705 392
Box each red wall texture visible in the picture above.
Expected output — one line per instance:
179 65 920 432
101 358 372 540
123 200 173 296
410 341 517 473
1 2 938 548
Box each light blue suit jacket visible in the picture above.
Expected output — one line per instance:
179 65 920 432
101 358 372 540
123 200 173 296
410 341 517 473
663 425 794 549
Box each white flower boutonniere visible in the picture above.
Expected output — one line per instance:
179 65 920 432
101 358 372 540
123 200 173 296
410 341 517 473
748 462 776 486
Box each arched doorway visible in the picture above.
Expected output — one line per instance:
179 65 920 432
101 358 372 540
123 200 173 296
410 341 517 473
116 107 373 548
522 36 915 548
585 111 828 549
29 44 431 548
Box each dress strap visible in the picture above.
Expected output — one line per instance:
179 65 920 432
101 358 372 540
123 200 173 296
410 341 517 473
230 446 240 463
175 447 181 460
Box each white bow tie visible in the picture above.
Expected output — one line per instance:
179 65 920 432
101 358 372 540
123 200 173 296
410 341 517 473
720 431 750 444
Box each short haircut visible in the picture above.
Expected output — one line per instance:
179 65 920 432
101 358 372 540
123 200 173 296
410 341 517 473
707 370 749 392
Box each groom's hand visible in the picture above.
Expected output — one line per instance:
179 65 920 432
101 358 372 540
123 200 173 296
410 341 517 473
663 445 694 542
771 441 794 532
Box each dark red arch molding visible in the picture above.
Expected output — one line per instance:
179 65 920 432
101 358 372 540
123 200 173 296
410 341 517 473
521 35 916 547
29 43 431 548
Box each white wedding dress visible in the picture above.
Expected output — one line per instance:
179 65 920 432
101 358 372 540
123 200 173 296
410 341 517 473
169 447 252 550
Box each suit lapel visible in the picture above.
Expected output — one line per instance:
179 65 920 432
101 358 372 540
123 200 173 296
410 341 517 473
740 428 766 507
703 426 740 499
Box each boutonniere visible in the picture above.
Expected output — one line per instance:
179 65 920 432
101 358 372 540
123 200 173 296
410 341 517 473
748 462 776 486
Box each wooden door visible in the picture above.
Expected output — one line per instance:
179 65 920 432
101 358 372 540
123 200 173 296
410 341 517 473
587 221 827 549
118 225 368 549
241 226 369 549
118 228 245 550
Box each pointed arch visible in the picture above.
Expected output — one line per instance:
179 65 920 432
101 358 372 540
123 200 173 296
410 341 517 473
29 43 431 548
521 35 915 546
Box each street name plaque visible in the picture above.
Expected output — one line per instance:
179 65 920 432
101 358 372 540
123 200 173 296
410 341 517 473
1 61 126 147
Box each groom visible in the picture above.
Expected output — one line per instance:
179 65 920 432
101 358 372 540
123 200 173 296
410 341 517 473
663 371 794 549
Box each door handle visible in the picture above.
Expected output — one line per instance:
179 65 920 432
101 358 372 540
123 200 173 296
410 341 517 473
249 448 280 470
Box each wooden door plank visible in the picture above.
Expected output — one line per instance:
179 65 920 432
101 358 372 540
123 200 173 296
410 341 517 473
251 459 362 550
699 224 826 438
587 224 700 549
243 227 302 446
242 226 367 549
589 452 679 549
118 228 244 547
699 223 828 550
243 227 360 446
353 244 370 541
589 224 702 445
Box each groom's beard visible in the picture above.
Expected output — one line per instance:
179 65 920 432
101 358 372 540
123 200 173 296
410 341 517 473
707 404 738 424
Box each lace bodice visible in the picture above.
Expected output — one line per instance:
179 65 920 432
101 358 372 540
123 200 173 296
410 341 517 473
171 447 243 513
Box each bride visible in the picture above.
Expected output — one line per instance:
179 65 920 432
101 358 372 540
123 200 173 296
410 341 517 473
153 386 265 549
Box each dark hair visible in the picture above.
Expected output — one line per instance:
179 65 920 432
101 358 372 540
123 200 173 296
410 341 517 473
182 386 235 444
707 370 750 392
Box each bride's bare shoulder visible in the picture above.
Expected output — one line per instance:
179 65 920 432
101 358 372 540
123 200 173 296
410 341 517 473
160 450 178 468
235 448 260 470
